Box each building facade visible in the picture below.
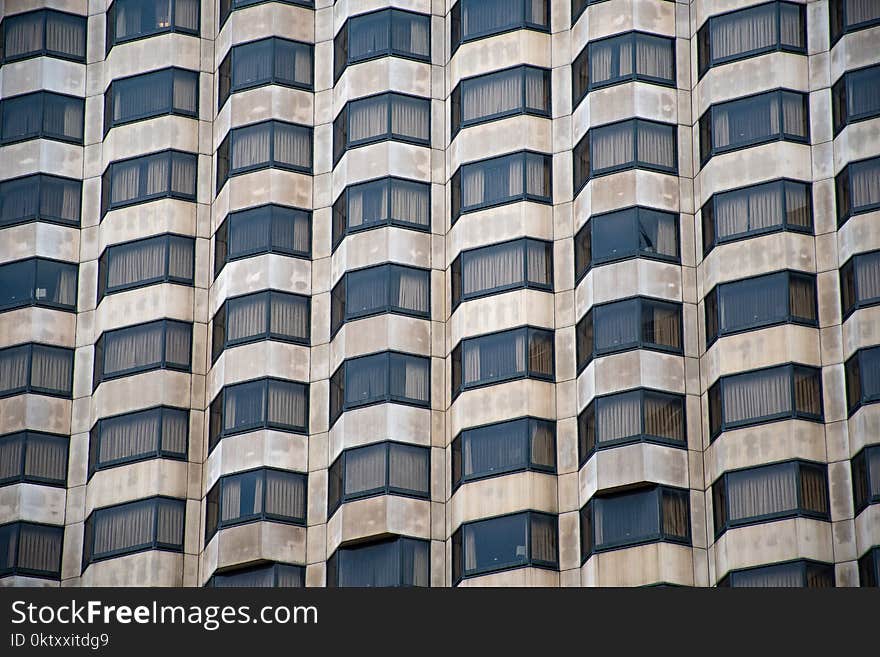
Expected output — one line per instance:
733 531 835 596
0 0 878 587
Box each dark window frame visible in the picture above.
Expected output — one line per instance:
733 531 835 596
0 173 82 229
205 561 306 587
852 444 880 516
0 257 78 313
0 90 84 146
0 343 74 400
0 431 69 488
832 64 880 135
326 536 430 588
216 120 313 193
829 0 880 45
835 156 880 227
0 9 87 64
859 546 880 587
104 67 199 135
0 521 64 580
105 0 200 54
97 234 195 302
845 346 880 415
451 0 550 53
101 149 198 217
840 250 880 319
717 559 836 587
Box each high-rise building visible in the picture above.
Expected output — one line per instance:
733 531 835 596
0 0 878 588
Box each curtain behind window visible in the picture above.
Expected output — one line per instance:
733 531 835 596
391 11 430 58
389 179 430 227
17 524 62 574
227 293 267 342
232 123 270 170
275 40 313 88
30 345 72 395
97 408 160 464
390 95 429 141
530 514 557 563
726 463 798 521
722 366 791 425
595 299 640 351
103 322 164 375
274 123 310 169
22 434 66 482
710 3 776 61
267 380 306 429
637 121 675 169
350 96 387 142
106 236 166 290
719 272 787 332
644 392 685 442
270 293 308 340
234 39 273 87
637 33 673 80
46 12 86 58
344 445 385 498
594 490 659 547
390 354 429 402
224 381 265 432
391 267 429 314
596 391 641 444
592 122 633 171
462 67 521 124
855 252 880 303
463 241 521 296
347 355 388 406
265 470 305 520
221 472 263 523
92 500 155 557
349 11 390 61
174 0 200 32
850 158 880 212
463 421 528 477
5 13 44 59
0 346 30 393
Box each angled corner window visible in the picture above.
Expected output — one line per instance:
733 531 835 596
840 250 880 319
0 522 64 580
208 378 309 451
832 64 880 136
574 206 679 281
332 177 430 250
452 151 552 223
211 290 310 362
334 8 430 82
82 497 185 569
0 91 84 145
106 0 199 54
328 441 430 515
214 204 311 278
573 119 677 193
836 156 880 227
859 547 880 587
704 270 817 347
332 92 430 164
88 406 188 477
218 37 313 110
101 150 197 216
697 2 806 78
205 468 307 543
576 297 683 372
206 562 305 587
852 444 880 515
327 536 429 587
217 120 312 193
699 89 809 167
845 346 880 415
93 319 193 390
701 179 812 255
330 352 430 426
0 431 68 487
451 417 556 489
718 560 835 587
0 343 74 399
98 234 194 301
452 326 554 397
331 264 430 336
712 460 830 538
0 174 81 229
1 9 86 64
578 388 686 465
0 257 78 313
452 511 557 583
452 238 552 308
580 486 690 560
829 0 880 45
451 0 549 52
452 65 551 136
104 67 198 134
708 363 823 440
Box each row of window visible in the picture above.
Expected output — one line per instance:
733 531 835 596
93 319 192 390
0 257 78 312
211 290 310 361
104 67 198 135
218 37 313 110
217 120 312 192
452 238 552 308
452 65 550 137
334 8 430 82
105 0 199 54
101 149 197 216
214 204 311 276
0 174 81 229
0 343 73 399
846 346 880 416
0 91 83 145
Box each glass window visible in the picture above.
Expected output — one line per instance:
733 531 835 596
699 89 809 166
573 119 678 192
0 343 74 399
453 511 557 582
0 174 81 229
205 468 307 543
328 441 430 515
829 0 880 44
88 406 188 477
452 327 554 396
332 177 430 249
0 258 78 312
214 204 311 278
836 157 880 227
104 68 198 134
697 2 806 78
580 486 690 559
574 207 679 280
0 91 84 145
452 238 553 307
452 65 551 136
327 536 429 587
576 297 683 372
1 9 86 63
859 547 879 587
206 562 305 587
334 8 431 81
212 290 310 361
705 270 817 346
106 0 199 53
98 234 194 301
82 497 185 568
841 250 880 319
333 93 431 164
712 460 829 537
708 363 823 439
845 346 880 415
218 37 313 109
451 0 549 51
331 264 430 336
832 65 880 135
0 431 68 487
718 560 835 587
0 522 64 580
208 378 309 451
452 151 552 222
93 319 192 389
330 352 430 426
217 120 312 192
702 179 812 255
452 417 556 488
578 389 686 464
101 150 197 216
852 445 880 515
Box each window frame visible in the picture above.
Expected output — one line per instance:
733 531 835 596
859 546 880 587
0 9 87 64
0 90 84 146
829 0 880 45
101 149 198 216
105 0 200 54
326 536 430 588
717 559 836 587
0 257 79 313
0 521 64 580
0 343 74 400
92 319 193 389
840 250 880 319
0 173 82 229
205 561 306 587
0 431 69 488
104 67 199 135
216 120 313 193
451 0 550 53
852 444 880 516
97 234 195 302
832 64 880 136
845 346 880 415
835 156 880 227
